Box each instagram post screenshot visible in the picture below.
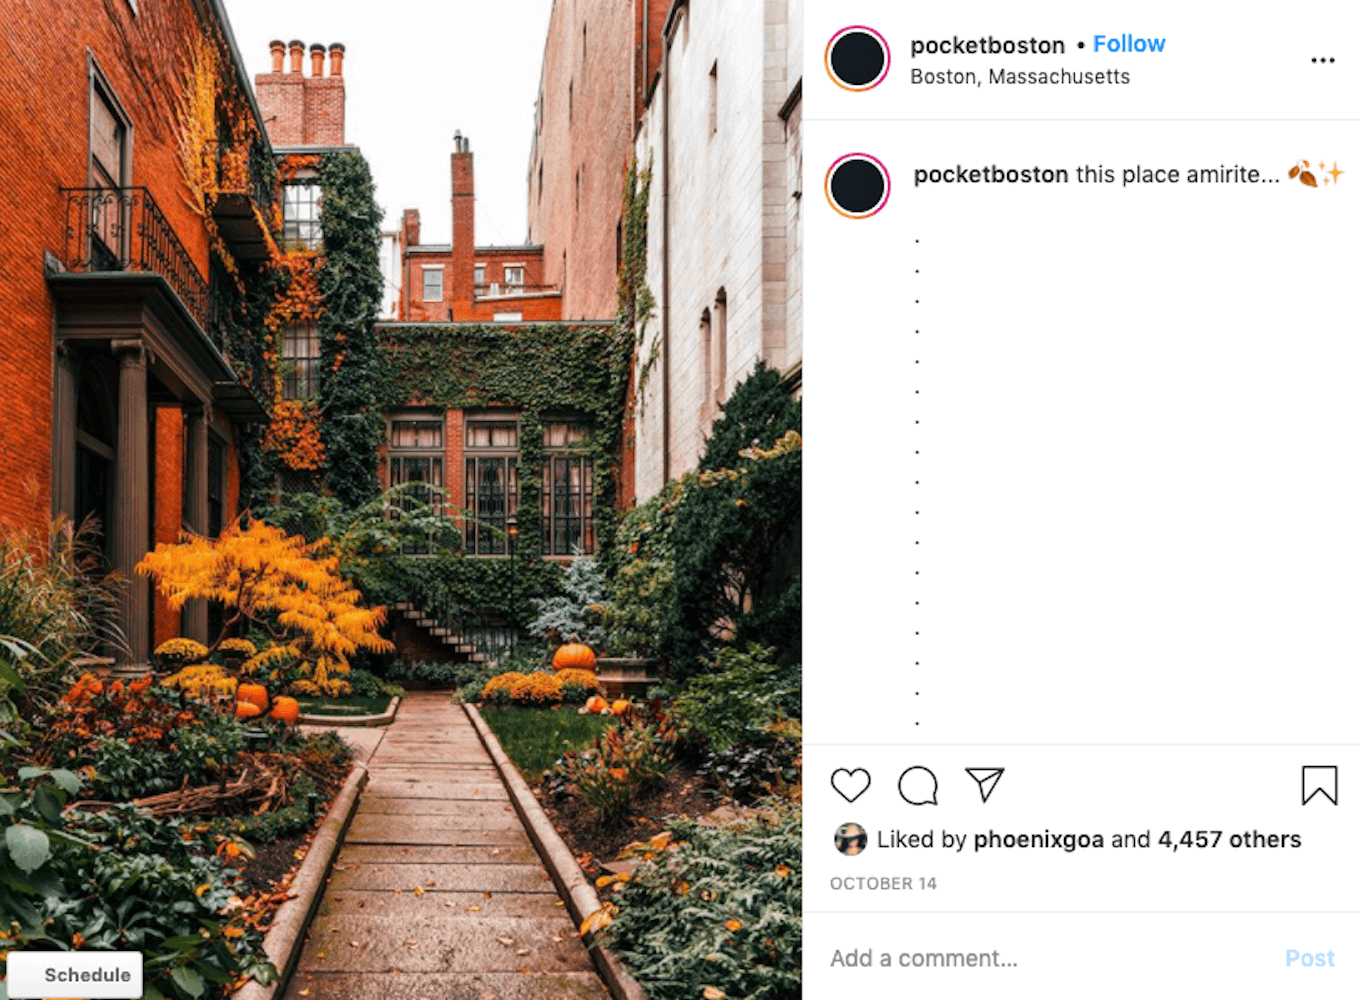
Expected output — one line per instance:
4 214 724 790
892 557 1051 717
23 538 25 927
0 0 1351 998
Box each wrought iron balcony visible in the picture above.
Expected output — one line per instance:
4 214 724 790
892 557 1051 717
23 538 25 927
474 282 561 300
207 139 275 261
61 186 210 330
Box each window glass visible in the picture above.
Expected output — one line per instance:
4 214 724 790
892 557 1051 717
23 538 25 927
282 182 321 248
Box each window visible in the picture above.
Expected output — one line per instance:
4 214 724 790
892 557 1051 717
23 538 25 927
207 436 225 538
504 265 525 288
709 61 719 135
713 288 729 407
543 421 595 555
282 322 321 400
282 181 321 248
89 73 130 262
474 263 486 287
422 266 444 302
465 417 519 556
388 414 445 554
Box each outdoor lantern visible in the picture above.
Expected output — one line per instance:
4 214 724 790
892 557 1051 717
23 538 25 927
506 513 519 544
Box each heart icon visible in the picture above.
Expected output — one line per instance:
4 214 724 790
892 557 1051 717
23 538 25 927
831 768 871 803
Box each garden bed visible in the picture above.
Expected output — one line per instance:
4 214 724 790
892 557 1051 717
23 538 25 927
295 693 394 716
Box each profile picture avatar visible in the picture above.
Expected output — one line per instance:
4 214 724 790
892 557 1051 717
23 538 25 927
835 822 869 856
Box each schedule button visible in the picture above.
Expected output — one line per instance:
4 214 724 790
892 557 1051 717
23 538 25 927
5 950 144 998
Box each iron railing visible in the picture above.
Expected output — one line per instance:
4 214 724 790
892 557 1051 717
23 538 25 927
474 282 561 299
61 186 210 331
408 578 525 665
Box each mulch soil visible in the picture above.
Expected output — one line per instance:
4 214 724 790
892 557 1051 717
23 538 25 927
535 761 728 877
235 831 308 894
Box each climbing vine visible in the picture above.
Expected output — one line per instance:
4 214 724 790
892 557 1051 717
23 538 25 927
316 153 386 508
372 322 633 626
616 156 658 411
240 151 384 508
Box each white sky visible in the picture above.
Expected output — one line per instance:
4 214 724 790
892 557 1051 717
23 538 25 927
221 0 554 246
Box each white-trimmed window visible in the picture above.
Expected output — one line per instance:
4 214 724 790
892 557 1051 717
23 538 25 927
465 416 519 556
474 263 486 286
283 181 321 248
422 266 444 302
504 265 525 289
542 421 594 555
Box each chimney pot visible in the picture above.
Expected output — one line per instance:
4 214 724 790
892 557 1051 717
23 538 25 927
289 40 304 74
329 43 346 77
269 40 286 74
310 43 326 77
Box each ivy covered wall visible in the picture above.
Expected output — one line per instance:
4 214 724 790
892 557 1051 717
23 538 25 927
237 150 385 511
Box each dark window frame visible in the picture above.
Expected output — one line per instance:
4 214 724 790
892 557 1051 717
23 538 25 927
541 419 595 556
464 415 520 557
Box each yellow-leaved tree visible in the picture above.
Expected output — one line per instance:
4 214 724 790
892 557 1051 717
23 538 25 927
137 520 394 690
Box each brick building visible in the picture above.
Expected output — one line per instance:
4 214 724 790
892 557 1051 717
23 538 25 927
0 0 272 666
528 0 804 502
396 135 562 324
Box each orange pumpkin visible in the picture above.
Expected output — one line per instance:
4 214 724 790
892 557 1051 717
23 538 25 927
552 643 597 672
237 683 270 711
269 696 300 725
611 699 630 717
235 701 264 721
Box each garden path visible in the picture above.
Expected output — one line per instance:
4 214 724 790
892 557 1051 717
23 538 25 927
282 692 608 1000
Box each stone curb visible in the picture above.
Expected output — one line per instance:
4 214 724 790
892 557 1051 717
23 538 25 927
296 694 400 728
464 702 649 1000
234 760 370 1000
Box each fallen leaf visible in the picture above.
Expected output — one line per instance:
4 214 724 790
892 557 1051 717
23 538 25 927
498 936 515 946
1290 165 1301 179
466 905 482 912
1301 170 1318 187
516 948 531 956
725 919 743 932
703 988 727 1000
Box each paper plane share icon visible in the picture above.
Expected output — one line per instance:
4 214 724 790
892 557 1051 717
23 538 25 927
966 768 1004 804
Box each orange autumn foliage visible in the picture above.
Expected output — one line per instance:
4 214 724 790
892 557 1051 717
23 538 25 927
136 520 395 672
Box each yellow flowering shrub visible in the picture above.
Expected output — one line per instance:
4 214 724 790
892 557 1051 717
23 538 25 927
556 668 601 705
162 663 238 699
481 672 526 706
508 671 563 706
154 638 210 668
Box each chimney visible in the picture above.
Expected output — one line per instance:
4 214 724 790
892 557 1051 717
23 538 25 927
329 43 345 77
402 209 421 248
310 43 325 77
270 40 285 73
451 137 475 304
289 40 304 74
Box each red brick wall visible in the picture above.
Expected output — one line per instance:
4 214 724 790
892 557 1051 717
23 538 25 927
445 409 466 514
0 0 219 537
526 0 636 322
255 44 346 147
153 407 184 648
403 248 560 323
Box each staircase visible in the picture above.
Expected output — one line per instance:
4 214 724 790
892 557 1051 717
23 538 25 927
390 602 516 667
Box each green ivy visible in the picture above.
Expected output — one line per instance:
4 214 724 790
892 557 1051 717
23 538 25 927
318 152 386 508
373 321 633 603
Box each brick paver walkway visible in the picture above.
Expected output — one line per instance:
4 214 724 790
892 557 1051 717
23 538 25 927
282 692 607 999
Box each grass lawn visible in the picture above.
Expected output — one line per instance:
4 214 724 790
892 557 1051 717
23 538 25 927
295 693 395 717
480 706 614 780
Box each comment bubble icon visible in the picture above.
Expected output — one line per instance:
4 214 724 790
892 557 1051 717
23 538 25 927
898 766 939 806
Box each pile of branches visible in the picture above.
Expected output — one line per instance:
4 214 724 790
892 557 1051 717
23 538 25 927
73 750 344 819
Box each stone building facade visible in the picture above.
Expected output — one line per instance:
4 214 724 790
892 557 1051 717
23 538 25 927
528 0 804 502
631 0 804 500
0 0 271 665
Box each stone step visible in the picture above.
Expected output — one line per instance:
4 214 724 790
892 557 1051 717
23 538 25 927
327 865 553 895
295 914 592 973
337 844 542 867
282 971 605 1000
